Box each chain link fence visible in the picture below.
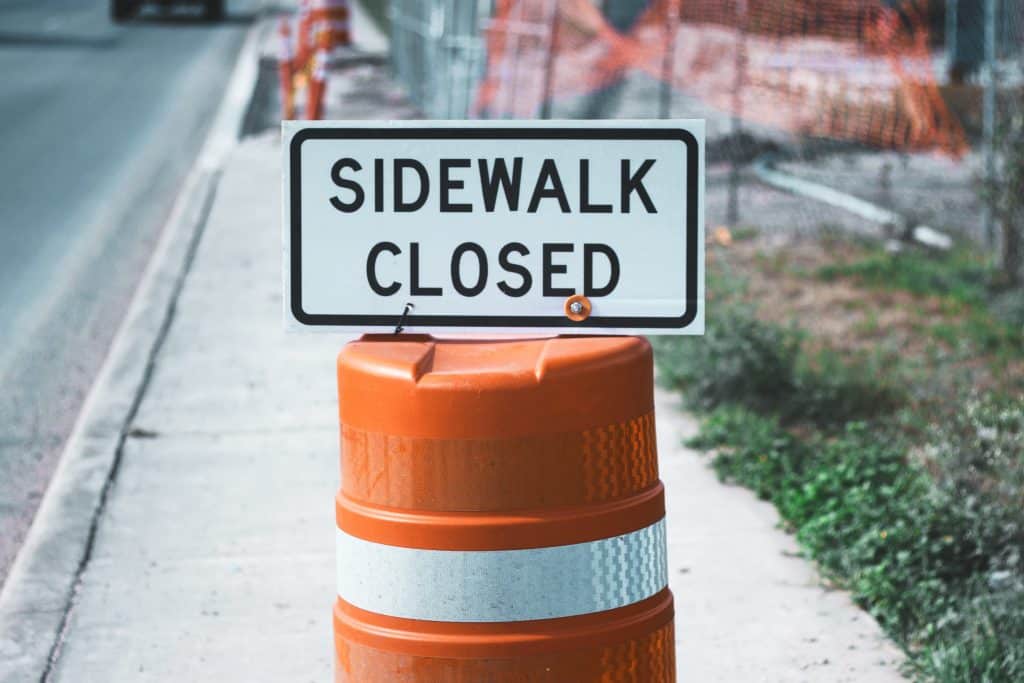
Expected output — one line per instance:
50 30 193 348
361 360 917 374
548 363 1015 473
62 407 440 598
388 0 1023 272
389 0 493 119
946 0 1024 255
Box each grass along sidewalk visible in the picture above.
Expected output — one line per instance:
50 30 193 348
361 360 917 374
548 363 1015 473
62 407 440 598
654 232 1024 682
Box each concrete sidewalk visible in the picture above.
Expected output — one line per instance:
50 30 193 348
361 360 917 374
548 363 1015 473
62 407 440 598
2 62 906 683
37 133 344 682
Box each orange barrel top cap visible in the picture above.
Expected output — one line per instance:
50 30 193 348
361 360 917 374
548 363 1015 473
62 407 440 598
334 335 674 683
337 334 654 440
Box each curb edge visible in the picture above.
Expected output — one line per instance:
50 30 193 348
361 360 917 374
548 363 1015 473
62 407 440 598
0 19 266 683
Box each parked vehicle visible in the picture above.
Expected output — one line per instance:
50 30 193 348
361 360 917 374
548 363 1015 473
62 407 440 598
111 0 225 22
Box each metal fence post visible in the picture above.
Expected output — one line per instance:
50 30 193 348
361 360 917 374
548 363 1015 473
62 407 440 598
727 0 748 226
504 0 526 118
538 0 560 119
983 0 998 250
428 0 446 117
658 0 679 119
946 0 957 75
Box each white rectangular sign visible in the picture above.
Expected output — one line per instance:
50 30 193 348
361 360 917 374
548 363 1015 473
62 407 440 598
283 120 704 335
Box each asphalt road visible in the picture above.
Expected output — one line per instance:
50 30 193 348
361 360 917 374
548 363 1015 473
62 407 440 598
0 0 268 586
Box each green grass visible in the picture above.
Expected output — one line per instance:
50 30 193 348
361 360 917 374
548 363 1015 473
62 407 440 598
684 402 1024 682
817 248 993 306
818 246 1024 365
655 265 1024 681
922 587 1024 682
653 309 903 427
731 226 760 242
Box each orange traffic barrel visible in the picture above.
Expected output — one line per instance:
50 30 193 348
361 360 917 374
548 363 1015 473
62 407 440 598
334 335 675 682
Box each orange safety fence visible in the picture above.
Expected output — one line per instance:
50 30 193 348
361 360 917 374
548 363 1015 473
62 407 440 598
475 0 967 155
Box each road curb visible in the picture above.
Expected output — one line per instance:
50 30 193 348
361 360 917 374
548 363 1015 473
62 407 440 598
751 155 906 230
0 20 264 683
751 155 959 251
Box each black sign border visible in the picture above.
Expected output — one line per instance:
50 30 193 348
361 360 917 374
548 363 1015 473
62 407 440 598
289 127 700 329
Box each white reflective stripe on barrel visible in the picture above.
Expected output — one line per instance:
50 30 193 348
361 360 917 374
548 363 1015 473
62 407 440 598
336 518 668 623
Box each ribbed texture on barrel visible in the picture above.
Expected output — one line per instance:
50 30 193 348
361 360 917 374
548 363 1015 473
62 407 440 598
334 336 675 681
341 412 657 511
334 613 675 683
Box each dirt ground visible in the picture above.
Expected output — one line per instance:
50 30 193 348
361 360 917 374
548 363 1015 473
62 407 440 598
711 231 1024 397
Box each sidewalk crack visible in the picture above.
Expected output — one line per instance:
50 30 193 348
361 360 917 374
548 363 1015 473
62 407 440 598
38 170 222 683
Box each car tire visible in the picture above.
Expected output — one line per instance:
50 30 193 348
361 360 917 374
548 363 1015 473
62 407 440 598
111 0 136 21
204 0 225 21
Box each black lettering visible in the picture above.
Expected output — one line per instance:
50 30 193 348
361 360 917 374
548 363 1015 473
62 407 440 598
542 243 575 296
394 159 429 212
374 158 384 212
528 159 571 213
410 242 442 295
451 242 488 297
440 159 473 213
330 158 364 213
621 159 657 213
497 243 532 297
478 158 522 212
584 244 620 297
579 160 612 213
366 242 401 296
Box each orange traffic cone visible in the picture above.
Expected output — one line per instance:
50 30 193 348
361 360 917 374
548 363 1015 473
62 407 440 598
305 47 327 120
277 18 296 120
310 0 352 51
334 335 675 682
294 0 314 73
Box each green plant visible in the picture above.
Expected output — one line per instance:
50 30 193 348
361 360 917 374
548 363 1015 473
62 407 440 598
919 585 1024 683
790 348 903 426
653 307 800 412
731 226 760 242
654 306 902 426
665 228 1024 680
926 395 1024 512
853 307 881 335
689 405 1024 678
818 246 1023 361
818 248 993 306
688 405 801 501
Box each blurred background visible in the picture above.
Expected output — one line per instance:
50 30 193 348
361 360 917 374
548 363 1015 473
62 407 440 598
381 0 1022 249
0 0 272 599
350 1 1024 679
1 1 1022 680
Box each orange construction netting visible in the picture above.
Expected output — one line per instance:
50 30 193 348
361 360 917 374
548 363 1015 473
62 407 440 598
475 0 967 154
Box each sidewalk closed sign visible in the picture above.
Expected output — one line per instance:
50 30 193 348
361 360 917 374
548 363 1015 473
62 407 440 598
283 120 704 335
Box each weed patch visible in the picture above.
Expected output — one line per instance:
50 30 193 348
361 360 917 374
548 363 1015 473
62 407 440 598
654 307 903 427
817 249 992 306
689 405 1024 681
660 237 1024 681
653 308 799 413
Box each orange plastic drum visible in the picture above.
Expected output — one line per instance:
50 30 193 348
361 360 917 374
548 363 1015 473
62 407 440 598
335 335 675 682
